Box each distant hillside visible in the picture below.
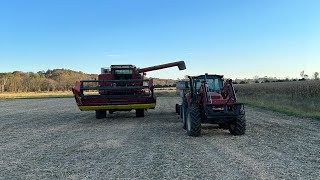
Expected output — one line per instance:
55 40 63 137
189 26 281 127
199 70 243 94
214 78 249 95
0 69 97 92
152 78 177 87
0 69 177 92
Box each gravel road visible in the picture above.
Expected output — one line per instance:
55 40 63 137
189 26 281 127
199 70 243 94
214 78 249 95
0 97 319 179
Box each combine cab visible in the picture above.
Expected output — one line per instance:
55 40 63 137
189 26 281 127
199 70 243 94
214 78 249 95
72 61 186 118
176 73 246 136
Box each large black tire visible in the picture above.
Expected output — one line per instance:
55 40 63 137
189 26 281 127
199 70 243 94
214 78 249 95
176 104 180 115
186 104 201 137
229 115 246 135
95 110 106 119
182 99 188 129
136 109 145 117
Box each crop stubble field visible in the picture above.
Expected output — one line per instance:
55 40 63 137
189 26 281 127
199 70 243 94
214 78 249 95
0 97 319 179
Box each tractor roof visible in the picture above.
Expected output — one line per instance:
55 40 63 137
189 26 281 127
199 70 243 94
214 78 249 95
110 65 136 69
190 74 223 79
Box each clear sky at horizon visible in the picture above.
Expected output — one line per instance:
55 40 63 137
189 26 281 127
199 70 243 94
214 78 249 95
0 0 319 79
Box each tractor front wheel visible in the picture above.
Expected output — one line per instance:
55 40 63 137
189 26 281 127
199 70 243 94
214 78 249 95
229 115 246 135
182 99 188 129
186 105 201 137
95 110 106 119
176 104 180 115
136 109 145 117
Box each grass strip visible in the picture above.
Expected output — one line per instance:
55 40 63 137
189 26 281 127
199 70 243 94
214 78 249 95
239 97 320 120
0 92 73 99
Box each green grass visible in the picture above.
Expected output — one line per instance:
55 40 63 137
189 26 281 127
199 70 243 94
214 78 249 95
9 95 73 99
0 91 73 99
235 81 320 121
238 94 320 120
154 91 177 97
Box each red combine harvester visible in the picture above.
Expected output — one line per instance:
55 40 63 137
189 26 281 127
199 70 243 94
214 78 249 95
72 61 186 119
176 73 246 136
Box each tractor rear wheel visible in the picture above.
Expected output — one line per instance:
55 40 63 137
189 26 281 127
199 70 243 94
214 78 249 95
176 104 180 115
136 109 145 117
182 99 188 129
95 110 106 119
186 104 201 136
229 115 246 135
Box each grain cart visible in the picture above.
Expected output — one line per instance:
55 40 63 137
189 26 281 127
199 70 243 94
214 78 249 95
177 73 246 136
72 61 186 119
175 80 190 117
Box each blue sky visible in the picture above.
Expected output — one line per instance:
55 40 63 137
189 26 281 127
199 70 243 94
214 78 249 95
0 0 319 79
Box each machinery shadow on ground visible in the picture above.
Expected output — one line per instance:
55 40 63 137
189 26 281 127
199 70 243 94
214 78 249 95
77 111 155 124
200 124 232 137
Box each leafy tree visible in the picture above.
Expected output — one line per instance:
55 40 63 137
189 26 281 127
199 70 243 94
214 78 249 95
300 70 305 79
314 72 319 80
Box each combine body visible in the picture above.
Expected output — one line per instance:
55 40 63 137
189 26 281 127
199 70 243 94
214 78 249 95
72 61 186 118
176 74 246 136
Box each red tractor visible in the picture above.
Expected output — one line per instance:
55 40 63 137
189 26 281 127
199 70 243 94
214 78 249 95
176 74 246 136
72 61 186 119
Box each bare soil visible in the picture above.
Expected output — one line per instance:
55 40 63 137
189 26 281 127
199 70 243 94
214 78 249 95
0 97 319 179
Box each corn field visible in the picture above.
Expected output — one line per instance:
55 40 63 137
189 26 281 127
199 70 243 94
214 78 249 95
235 80 320 119
235 80 320 98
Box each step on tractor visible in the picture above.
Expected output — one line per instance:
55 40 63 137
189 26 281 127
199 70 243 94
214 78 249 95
72 61 186 119
175 74 246 136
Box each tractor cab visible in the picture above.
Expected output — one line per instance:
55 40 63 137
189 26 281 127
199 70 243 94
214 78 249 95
196 75 222 93
176 73 246 137
192 75 223 93
109 65 139 80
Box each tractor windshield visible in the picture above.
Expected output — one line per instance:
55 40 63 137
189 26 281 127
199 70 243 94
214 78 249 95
112 69 133 80
206 78 222 92
194 76 222 93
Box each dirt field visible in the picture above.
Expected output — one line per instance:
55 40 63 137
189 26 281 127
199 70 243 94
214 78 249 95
0 97 319 179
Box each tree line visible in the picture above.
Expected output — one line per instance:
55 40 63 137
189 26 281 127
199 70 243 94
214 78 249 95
234 71 319 84
0 69 178 93
0 69 97 92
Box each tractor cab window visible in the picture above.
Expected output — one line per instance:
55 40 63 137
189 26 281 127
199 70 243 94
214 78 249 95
194 76 222 93
112 69 133 80
194 79 202 91
206 78 222 92
113 69 132 74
